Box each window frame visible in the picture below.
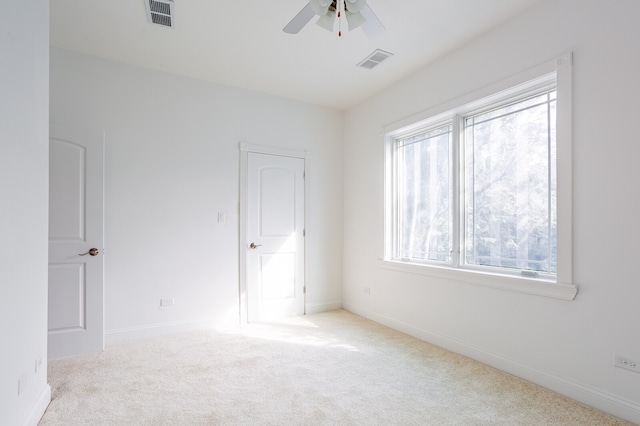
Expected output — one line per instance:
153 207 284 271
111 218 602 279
382 54 576 300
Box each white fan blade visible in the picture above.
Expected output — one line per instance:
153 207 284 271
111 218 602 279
283 3 316 34
360 4 385 38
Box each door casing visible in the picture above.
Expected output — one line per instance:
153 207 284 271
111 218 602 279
239 143 311 324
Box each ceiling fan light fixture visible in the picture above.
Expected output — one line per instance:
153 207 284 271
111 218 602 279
309 0 331 16
316 9 336 31
282 0 383 36
345 0 366 13
345 10 366 31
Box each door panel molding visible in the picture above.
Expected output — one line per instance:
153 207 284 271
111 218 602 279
49 139 86 241
48 263 86 332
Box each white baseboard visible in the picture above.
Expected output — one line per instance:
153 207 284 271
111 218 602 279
105 305 345 345
306 301 342 315
343 302 640 425
105 319 215 345
22 384 51 426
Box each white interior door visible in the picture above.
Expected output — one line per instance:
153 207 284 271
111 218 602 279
246 152 305 322
48 123 104 358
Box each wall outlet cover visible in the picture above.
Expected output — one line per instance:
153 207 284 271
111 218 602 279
614 354 639 373
160 298 175 308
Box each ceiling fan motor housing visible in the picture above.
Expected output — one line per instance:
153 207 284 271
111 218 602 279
310 0 366 15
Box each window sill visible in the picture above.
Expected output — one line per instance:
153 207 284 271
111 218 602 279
378 260 578 301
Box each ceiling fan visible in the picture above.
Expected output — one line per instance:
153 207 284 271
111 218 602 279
283 0 384 38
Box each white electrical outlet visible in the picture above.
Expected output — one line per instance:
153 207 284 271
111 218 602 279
614 354 639 373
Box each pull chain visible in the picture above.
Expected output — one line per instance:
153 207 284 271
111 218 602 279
338 0 343 36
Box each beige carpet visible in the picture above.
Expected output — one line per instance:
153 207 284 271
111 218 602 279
40 310 633 425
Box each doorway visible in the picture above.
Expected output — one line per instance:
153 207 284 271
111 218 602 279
239 144 309 323
48 123 104 358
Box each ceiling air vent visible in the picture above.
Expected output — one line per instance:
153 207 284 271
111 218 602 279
145 0 175 28
357 49 394 70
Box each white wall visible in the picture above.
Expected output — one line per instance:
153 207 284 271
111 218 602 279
50 49 344 341
0 1 51 425
343 0 640 423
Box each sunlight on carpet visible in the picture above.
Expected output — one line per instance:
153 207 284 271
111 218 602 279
40 310 633 425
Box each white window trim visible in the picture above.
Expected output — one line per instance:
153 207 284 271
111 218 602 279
382 53 576 301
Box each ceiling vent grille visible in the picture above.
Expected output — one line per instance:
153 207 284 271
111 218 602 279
357 49 394 70
145 0 175 28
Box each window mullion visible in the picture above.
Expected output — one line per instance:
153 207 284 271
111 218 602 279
393 143 401 259
547 95 552 274
451 114 461 268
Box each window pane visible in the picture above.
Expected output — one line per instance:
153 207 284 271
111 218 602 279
464 92 556 273
395 124 451 262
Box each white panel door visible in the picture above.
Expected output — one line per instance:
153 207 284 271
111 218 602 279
247 152 305 322
48 123 104 358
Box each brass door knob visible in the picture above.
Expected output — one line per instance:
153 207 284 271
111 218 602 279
249 243 262 249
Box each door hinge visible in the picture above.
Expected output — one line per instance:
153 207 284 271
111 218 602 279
303 229 306 237
303 286 306 294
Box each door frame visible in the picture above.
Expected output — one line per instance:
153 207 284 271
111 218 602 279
238 143 311 324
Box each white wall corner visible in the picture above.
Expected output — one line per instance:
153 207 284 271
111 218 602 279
306 302 343 315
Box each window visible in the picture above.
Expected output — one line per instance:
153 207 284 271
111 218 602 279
394 123 453 263
384 55 575 298
463 89 557 276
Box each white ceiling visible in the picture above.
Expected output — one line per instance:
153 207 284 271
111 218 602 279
50 0 541 110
